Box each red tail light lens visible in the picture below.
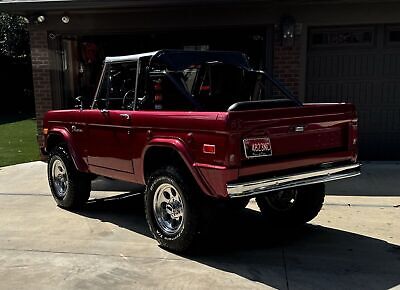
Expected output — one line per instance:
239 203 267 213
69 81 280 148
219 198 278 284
153 80 162 92
203 144 216 154
154 94 163 102
200 85 210 92
153 79 163 106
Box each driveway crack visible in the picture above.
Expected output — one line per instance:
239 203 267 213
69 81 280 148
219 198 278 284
282 245 290 290
0 247 183 262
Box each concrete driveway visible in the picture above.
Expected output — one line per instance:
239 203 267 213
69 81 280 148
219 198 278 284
0 161 399 290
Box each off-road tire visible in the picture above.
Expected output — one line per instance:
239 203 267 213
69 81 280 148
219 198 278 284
144 166 205 253
48 145 91 209
256 183 325 226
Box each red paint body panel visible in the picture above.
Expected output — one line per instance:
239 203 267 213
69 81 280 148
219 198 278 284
49 129 88 172
84 110 135 174
42 103 358 199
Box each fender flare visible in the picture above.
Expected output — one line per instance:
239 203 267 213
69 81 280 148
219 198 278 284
46 128 88 172
141 137 214 196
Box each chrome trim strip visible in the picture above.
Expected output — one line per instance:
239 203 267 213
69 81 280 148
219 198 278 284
227 163 360 198
87 123 132 129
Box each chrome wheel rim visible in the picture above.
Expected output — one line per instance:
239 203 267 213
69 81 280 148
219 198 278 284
153 183 185 235
51 158 69 198
265 189 298 211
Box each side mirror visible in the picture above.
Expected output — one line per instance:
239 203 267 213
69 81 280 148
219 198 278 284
75 96 83 110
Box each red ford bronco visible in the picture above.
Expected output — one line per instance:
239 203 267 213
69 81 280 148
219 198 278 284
42 50 360 252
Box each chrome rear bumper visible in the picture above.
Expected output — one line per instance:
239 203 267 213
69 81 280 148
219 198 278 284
227 163 360 198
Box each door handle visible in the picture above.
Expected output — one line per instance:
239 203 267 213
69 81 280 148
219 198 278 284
120 113 130 120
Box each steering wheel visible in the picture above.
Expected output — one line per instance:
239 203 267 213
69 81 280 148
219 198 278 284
122 89 135 109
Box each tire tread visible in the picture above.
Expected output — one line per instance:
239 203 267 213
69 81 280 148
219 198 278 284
48 145 91 209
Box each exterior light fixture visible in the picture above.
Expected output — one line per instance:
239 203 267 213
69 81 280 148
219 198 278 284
280 15 296 47
61 15 70 24
251 34 264 41
37 15 45 23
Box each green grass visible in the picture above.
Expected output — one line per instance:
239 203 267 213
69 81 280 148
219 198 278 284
0 118 40 167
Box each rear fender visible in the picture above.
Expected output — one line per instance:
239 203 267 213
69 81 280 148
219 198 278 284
46 128 88 172
141 138 215 197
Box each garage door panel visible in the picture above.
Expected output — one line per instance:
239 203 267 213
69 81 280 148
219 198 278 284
360 107 400 131
359 133 400 159
307 25 400 160
308 81 375 106
307 82 340 102
381 81 400 105
383 53 400 76
308 53 377 81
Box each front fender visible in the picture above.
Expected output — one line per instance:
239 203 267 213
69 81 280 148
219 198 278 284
141 137 217 197
46 128 88 172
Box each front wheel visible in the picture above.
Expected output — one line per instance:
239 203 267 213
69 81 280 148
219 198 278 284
144 166 204 253
256 183 325 226
48 145 91 209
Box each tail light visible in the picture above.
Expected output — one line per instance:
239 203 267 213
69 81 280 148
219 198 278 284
153 79 163 109
351 119 358 145
200 85 210 92
351 108 358 147
203 144 216 155
153 80 162 91
350 119 358 161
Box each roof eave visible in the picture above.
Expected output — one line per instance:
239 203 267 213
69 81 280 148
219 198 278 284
0 0 269 14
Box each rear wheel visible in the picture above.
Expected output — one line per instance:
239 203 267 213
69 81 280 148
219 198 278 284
48 145 91 209
256 183 325 226
144 166 205 253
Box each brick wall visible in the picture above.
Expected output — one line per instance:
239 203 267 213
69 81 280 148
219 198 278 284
29 28 53 146
273 32 301 98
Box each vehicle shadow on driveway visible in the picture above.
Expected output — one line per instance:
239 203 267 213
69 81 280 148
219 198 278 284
76 192 400 290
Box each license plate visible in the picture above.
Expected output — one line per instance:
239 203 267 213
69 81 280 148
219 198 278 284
243 137 272 158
